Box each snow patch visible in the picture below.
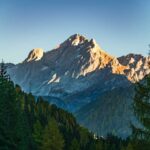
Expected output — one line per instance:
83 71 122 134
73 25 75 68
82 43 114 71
48 74 60 84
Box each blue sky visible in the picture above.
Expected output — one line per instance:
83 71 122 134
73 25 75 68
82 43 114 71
0 0 150 63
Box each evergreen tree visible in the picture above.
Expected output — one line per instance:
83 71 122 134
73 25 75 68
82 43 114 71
69 138 80 150
131 49 150 148
0 61 17 149
41 118 64 150
32 120 43 149
23 95 35 149
126 143 134 150
0 61 126 150
15 85 32 150
78 127 90 149
0 60 9 80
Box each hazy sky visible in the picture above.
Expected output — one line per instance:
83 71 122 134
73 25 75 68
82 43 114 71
0 0 150 63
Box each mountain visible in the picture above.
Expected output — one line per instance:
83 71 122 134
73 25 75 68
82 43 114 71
7 34 150 137
75 86 135 138
8 34 113 97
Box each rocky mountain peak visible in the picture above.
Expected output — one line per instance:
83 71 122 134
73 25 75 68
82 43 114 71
118 53 144 66
59 34 113 75
116 54 150 82
60 34 88 47
69 34 87 45
24 48 44 62
7 34 150 98
89 38 97 47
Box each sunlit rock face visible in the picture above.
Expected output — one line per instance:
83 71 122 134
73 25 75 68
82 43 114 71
8 34 150 99
117 54 150 82
8 34 114 97
24 48 44 62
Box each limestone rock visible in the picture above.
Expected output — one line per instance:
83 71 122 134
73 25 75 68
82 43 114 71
24 48 44 62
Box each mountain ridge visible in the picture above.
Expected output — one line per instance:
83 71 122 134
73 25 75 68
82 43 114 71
6 34 150 137
8 34 149 92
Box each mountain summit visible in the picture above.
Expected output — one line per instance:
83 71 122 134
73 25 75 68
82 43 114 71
7 34 114 96
24 48 44 62
61 34 87 46
8 34 150 100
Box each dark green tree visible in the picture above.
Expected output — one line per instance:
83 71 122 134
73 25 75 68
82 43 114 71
131 49 150 149
32 120 43 149
0 60 126 150
125 143 134 150
41 118 64 150
0 60 9 80
0 61 17 149
69 138 80 150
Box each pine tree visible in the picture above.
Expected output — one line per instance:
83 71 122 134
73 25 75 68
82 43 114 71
132 79 150 140
0 61 17 149
32 120 43 149
41 118 64 150
126 143 134 150
0 60 10 81
131 49 150 148
14 85 31 150
69 138 80 150
23 95 35 149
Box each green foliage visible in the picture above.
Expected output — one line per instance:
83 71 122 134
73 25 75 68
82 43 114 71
0 61 128 150
131 74 150 149
0 62 17 149
0 60 10 80
133 81 150 130
41 119 64 150
32 120 43 149
69 138 80 150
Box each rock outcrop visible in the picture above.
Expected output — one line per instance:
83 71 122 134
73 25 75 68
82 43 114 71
24 48 44 62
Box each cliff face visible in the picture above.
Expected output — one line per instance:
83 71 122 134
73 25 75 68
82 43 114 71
24 48 44 62
8 34 150 98
118 54 150 81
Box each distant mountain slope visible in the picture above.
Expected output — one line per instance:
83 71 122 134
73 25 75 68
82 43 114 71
75 86 136 138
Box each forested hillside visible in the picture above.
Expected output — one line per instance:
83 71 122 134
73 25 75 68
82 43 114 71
0 62 129 150
2 61 150 150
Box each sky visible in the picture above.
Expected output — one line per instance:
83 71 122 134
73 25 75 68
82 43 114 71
0 0 150 63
